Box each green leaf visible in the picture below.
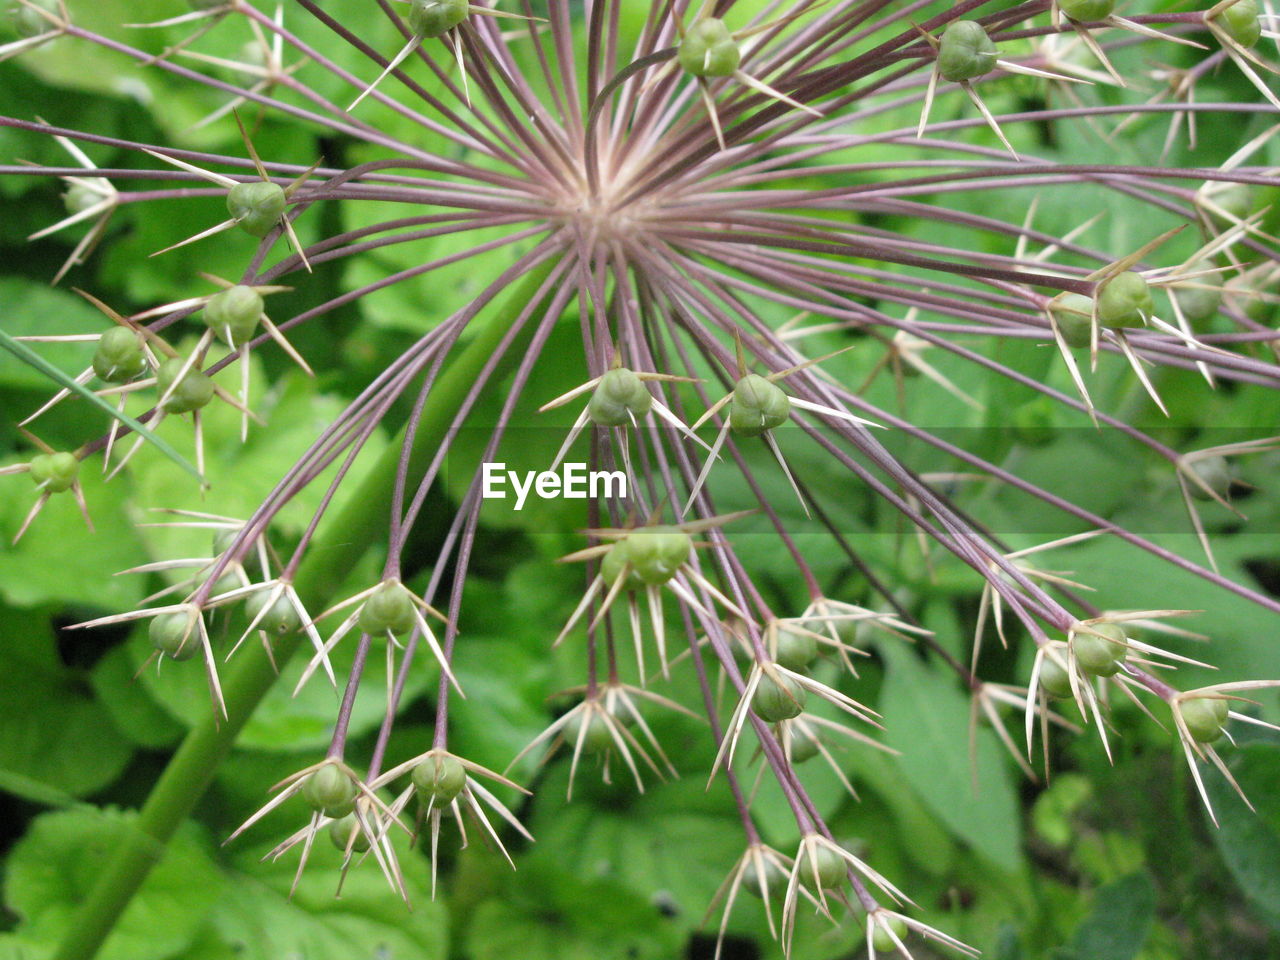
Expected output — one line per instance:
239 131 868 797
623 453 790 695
4 809 226 960
529 773 744 933
1207 742 1280 932
878 643 1022 871
197 841 449 960
465 864 681 960
1066 872 1155 960
0 326 200 480
0 618 133 800
0 465 148 609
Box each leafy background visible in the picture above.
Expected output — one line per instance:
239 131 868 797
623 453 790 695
2 1 1280 959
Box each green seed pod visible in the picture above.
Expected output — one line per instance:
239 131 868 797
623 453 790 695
937 21 998 83
10 0 58 37
600 538 645 590
742 853 788 899
1096 272 1153 328
1059 0 1115 20
752 673 807 722
193 564 240 599
1050 292 1095 348
1073 622 1127 677
63 177 109 215
786 723 821 764
92 326 147 383
212 527 240 556
587 368 653 426
809 845 846 889
1210 182 1255 222
203 285 264 347
1038 652 1073 699
624 526 691 585
411 754 468 803
226 180 286 238
1217 0 1261 47
357 581 419 636
409 0 468 37
28 451 79 493
1174 261 1223 325
155 357 215 414
1187 455 1232 502
150 611 197 661
872 916 910 953
246 592 300 636
1010 397 1056 447
774 626 819 672
563 710 615 754
301 765 358 817
1180 695 1230 743
729 373 790 437
677 17 741 78
328 814 370 853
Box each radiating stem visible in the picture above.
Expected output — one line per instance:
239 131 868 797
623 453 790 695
49 263 555 960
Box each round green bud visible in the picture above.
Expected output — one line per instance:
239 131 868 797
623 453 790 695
328 814 370 853
786 723 821 764
226 180 286 238
623 526 691 585
203 285 263 347
409 0 468 37
150 611 197 661
774 626 819 672
1187 455 1232 502
564 710 615 754
742 854 788 899
1216 0 1261 47
1210 182 1255 222
155 357 215 414
92 327 147 383
752 673 807 722
10 0 58 37
588 368 653 426
193 564 240 599
63 178 109 215
246 592 300 636
1180 695 1230 743
301 765 358 817
1174 261 1223 325
1060 0 1115 20
678 18 741 78
29 451 78 493
872 916 910 953
411 754 468 803
1050 292 1095 348
212 527 240 556
1010 397 1056 447
729 373 790 437
357 581 418 636
1073 622 1127 677
1096 272 1153 328
1038 652 1073 699
809 845 846 889
937 21 998 83
600 538 645 591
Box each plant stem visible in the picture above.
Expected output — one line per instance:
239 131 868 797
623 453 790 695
50 264 554 960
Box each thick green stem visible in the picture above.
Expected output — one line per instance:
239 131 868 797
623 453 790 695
51 266 552 960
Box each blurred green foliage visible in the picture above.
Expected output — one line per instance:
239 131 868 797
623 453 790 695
2 1 1280 959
